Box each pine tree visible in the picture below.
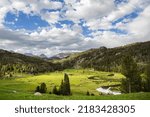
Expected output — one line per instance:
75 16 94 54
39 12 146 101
143 63 150 91
63 73 71 95
35 86 40 92
59 80 64 95
86 91 90 96
52 85 59 95
121 55 141 93
0 65 3 78
40 83 47 93
59 73 71 95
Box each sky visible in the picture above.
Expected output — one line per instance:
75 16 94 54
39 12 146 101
0 0 150 57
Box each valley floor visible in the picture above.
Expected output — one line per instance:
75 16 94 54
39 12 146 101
0 69 150 100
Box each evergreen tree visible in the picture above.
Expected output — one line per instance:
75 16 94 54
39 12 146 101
35 86 40 92
59 73 71 95
40 83 47 93
59 80 64 95
86 91 90 96
63 73 71 95
1 65 6 76
142 63 150 91
121 55 141 93
0 65 3 78
52 85 59 95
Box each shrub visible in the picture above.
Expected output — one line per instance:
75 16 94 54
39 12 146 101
86 91 90 96
91 93 95 96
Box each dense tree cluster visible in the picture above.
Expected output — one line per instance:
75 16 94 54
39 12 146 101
142 63 150 92
121 56 150 93
0 63 55 78
121 56 141 93
0 49 62 78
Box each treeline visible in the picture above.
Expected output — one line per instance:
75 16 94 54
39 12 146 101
0 62 62 78
0 49 62 78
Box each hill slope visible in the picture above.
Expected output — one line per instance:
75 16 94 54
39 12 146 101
57 41 150 71
1 41 150 74
0 49 59 74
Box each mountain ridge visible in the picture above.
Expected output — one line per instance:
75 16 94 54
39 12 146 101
0 49 59 74
0 41 150 73
56 41 150 72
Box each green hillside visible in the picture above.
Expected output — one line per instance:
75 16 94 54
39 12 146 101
0 49 60 76
55 41 150 72
1 41 150 76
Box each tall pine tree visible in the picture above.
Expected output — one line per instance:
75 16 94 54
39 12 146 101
143 63 150 91
52 85 59 95
59 73 71 95
59 80 64 95
121 55 141 93
63 73 71 95
40 83 47 93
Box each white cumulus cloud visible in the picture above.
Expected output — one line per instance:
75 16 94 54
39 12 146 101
0 0 150 56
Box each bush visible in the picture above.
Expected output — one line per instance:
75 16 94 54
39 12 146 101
86 91 90 96
91 93 95 96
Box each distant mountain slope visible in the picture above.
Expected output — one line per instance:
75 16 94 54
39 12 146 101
59 41 150 71
24 53 35 57
1 41 150 74
49 52 77 60
0 49 58 73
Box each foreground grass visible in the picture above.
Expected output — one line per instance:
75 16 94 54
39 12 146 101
0 69 149 100
0 92 150 100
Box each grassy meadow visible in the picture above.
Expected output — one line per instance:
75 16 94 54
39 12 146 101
0 69 150 100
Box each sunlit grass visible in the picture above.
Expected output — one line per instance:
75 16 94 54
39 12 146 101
1 69 149 100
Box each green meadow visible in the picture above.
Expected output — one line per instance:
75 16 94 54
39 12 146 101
0 69 150 100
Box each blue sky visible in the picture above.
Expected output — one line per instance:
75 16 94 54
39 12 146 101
0 0 150 56
4 11 49 30
3 1 139 36
3 0 139 35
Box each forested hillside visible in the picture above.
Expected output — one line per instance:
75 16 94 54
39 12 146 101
58 41 150 72
0 49 60 76
0 41 150 77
